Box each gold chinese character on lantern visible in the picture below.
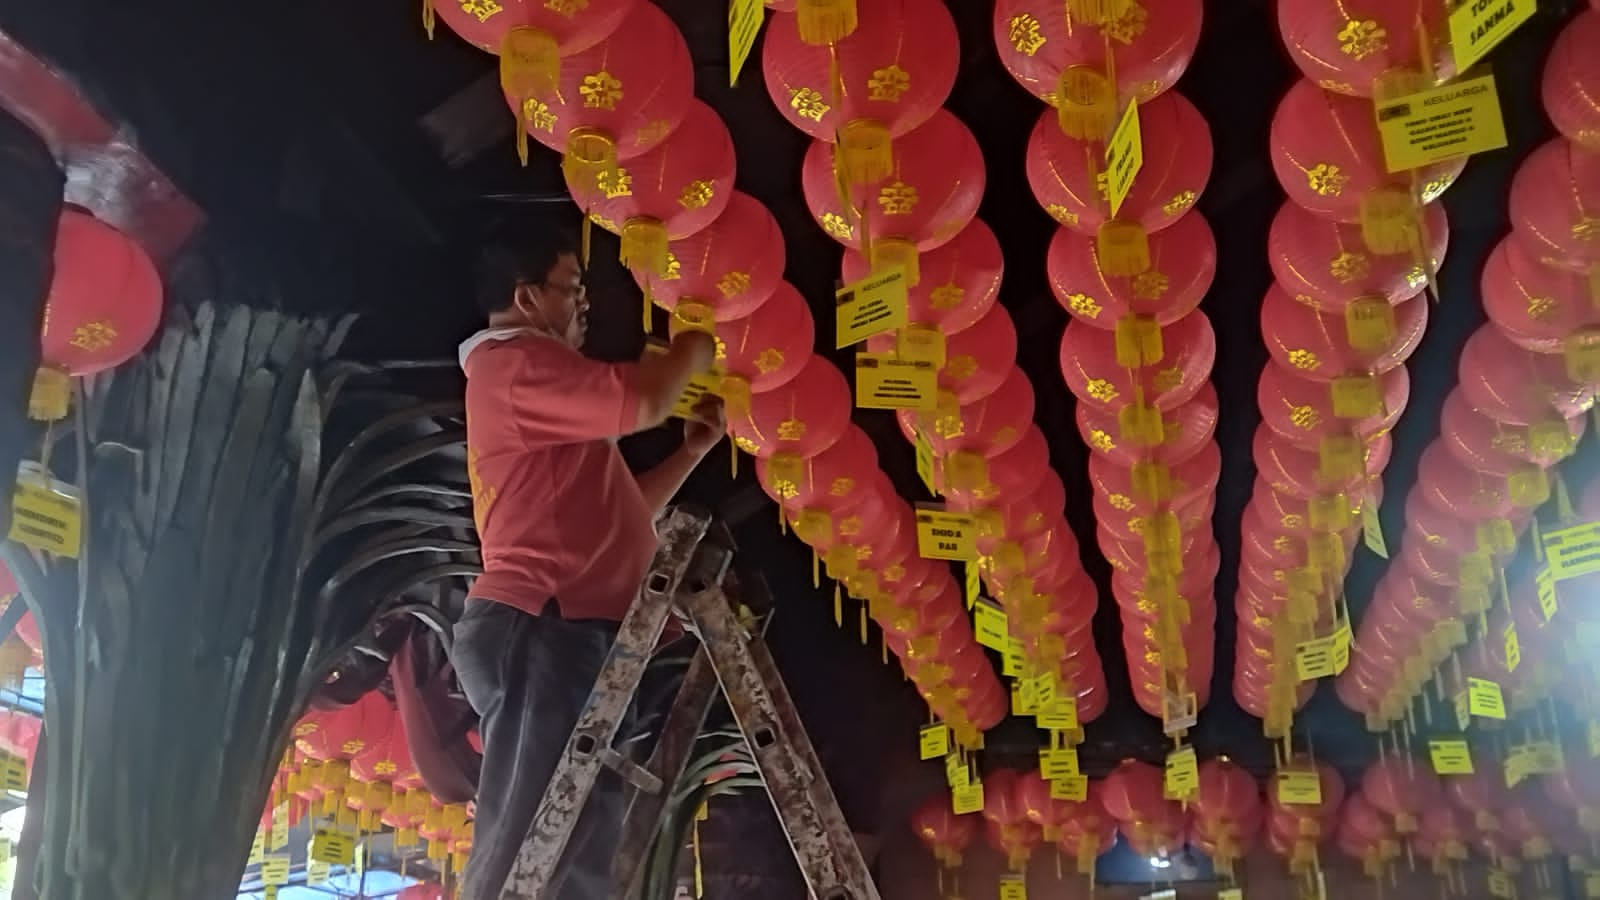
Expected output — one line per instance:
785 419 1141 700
929 283 964 310
717 271 752 297
1328 251 1370 283
1153 368 1184 393
662 252 682 280
878 182 920 216
788 87 831 122
776 419 807 442
1088 429 1115 452
596 167 633 199
1008 14 1046 56
1085 378 1119 403
374 760 398 776
588 212 619 233
1287 349 1321 371
1527 295 1558 320
1337 19 1388 60
1289 405 1322 430
678 179 715 210
1132 271 1170 300
69 320 119 353
1420 175 1454 203
1162 191 1197 218
458 0 503 22
867 65 911 103
830 476 855 497
821 212 855 241
1046 204 1079 226
522 99 558 133
1573 217 1600 242
543 0 587 15
754 349 786 374
944 355 978 381
733 435 761 454
1108 493 1135 512
579 72 623 110
1101 2 1149 44
1306 164 1348 197
1066 293 1103 319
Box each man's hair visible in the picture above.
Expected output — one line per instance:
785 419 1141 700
474 219 581 317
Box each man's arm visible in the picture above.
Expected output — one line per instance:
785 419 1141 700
634 395 725 515
628 331 717 433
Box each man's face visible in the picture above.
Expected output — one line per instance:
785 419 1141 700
530 252 588 344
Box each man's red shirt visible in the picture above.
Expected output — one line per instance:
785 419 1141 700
461 329 657 621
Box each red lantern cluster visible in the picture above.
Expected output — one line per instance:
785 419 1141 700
1335 8 1600 729
1188 759 1263 874
1001 0 1213 733
1103 759 1189 860
1242 0 1468 737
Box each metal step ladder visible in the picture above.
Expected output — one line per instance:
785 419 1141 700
499 505 880 900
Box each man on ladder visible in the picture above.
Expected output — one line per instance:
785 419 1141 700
454 219 722 900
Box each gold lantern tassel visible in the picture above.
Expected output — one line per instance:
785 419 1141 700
834 582 843 626
28 367 71 422
838 119 893 187
871 237 922 287
581 215 593 270
692 812 705 898
1066 0 1132 24
796 0 858 45
1098 221 1151 277
619 217 671 281
562 128 619 195
859 602 868 644
1359 189 1421 256
1056 67 1116 139
422 0 435 38
501 28 562 108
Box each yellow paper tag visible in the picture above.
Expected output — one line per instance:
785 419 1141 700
1505 744 1534 788
836 268 910 348
920 724 951 760
1032 672 1058 708
1050 773 1089 802
1503 621 1521 673
952 781 985 815
973 601 1009 651
1525 740 1563 775
913 428 938 495
1331 375 1382 419
9 463 82 559
727 0 764 86
1011 680 1039 716
1538 568 1558 621
855 353 937 411
1427 736 1472 771
1295 635 1336 681
964 562 981 609
311 829 356 866
261 854 291 886
642 342 721 419
1589 720 1600 759
306 860 331 887
1487 868 1515 899
1277 770 1324 806
1468 677 1506 719
1449 0 1536 71
0 753 25 794
1375 74 1509 173
1164 745 1199 800
249 830 265 866
270 801 290 851
1362 501 1389 559
945 751 970 788
1000 874 1028 900
1002 637 1026 677
264 888 278 900
1104 100 1144 217
1543 521 1600 582
1587 871 1600 900
1040 747 1080 781
1038 695 1079 732
916 506 978 561
1345 297 1397 353
1219 890 1244 900
1453 690 1472 731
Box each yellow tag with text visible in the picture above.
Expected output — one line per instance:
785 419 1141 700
1505 744 1534 788
642 342 721 419
1000 874 1028 900
1295 635 1336 681
1219 890 1244 900
1543 521 1600 582
1375 74 1508 173
1538 568 1558 621
311 829 356 866
1468 677 1506 719
1431 739 1475 775
1277 770 1324 806
1164 745 1199 800
1104 100 1144 217
249 830 265 866
10 464 82 559
1362 501 1389 559
855 353 937 411
1032 672 1058 708
0 753 25 794
270 801 290 850
1450 0 1536 71
973 601 1009 651
836 268 909 348
946 751 970 788
1331 375 1382 419
1487 868 1515 899
1011 680 1039 716
920 724 951 760
1040 747 1080 781
728 0 764 86
965 562 981 609
261 854 291 886
952 781 985 815
1454 690 1472 731
1504 622 1521 673
306 861 331 887
914 428 938 495
916 507 978 561
1002 637 1025 677
1038 695 1080 732
1051 773 1089 802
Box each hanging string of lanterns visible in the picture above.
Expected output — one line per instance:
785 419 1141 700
999 0 1215 783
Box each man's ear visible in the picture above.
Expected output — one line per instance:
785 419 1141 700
511 284 538 320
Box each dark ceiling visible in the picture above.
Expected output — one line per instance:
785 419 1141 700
5 0 1595 859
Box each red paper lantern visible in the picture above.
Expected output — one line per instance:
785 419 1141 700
1195 759 1262 826
1256 360 1409 449
510 3 694 174
1270 79 1462 234
911 794 980 866
870 305 1016 405
1102 759 1173 823
1060 310 1216 413
694 280 814 396
940 425 1051 507
34 210 165 419
1439 389 1583 475
1277 0 1453 97
1027 90 1212 246
431 0 635 55
1481 236 1600 353
761 0 960 185
1253 428 1391 500
1542 11 1600 154
1260 285 1427 382
802 109 986 278
566 99 736 273
841 218 1003 335
992 0 1204 134
1049 212 1217 328
756 425 878 510
640 192 787 324
899 367 1036 458
729 356 851 460
1508 138 1600 277
1457 325 1593 426
294 691 390 762
1087 441 1220 515
1361 757 1440 833
1076 383 1219 467
1267 201 1446 312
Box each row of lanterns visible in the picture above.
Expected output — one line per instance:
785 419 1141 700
1336 7 1600 738
1233 0 1469 742
997 0 1220 733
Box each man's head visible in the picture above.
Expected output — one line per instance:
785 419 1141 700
475 222 588 348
